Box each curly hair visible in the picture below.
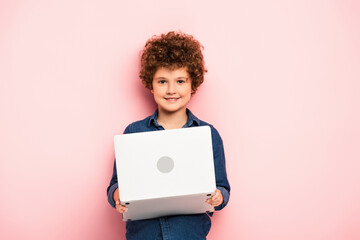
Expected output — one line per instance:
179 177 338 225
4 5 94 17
139 31 207 93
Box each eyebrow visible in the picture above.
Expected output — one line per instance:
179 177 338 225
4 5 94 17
154 77 189 80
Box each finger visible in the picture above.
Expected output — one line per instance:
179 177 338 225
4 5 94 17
208 200 219 207
212 199 222 207
212 189 220 200
115 206 122 213
213 189 224 203
115 203 128 213
206 198 219 206
207 191 218 204
116 206 128 213
206 198 213 205
206 194 214 202
208 197 223 206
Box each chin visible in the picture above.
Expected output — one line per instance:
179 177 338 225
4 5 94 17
161 107 185 113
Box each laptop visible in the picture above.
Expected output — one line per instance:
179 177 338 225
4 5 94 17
114 125 216 221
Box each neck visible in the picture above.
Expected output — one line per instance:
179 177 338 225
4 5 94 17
157 108 188 129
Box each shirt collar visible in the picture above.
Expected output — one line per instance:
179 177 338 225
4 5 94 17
184 108 200 127
148 109 161 128
148 108 200 128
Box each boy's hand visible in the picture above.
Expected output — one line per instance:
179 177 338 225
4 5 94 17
206 189 223 207
113 188 128 214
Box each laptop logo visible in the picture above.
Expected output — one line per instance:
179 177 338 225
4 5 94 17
157 156 174 173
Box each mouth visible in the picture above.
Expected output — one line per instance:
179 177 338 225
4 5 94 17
164 97 180 102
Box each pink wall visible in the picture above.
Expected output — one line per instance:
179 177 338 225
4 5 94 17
1 0 360 239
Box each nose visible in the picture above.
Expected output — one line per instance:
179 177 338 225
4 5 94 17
166 81 176 94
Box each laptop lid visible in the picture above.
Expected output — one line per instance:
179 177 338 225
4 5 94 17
114 125 216 221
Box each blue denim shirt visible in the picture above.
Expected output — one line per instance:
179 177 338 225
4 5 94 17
107 109 230 240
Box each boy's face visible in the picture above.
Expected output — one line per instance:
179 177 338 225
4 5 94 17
151 67 193 114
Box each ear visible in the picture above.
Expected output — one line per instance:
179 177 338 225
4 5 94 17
151 89 154 94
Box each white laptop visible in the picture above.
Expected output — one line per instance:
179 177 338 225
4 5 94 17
114 126 216 221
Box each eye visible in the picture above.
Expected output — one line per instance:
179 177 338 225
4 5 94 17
177 80 185 84
158 80 167 84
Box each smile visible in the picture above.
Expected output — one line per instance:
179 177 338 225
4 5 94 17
164 97 180 102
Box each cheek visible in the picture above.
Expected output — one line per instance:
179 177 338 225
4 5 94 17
183 87 193 96
152 88 165 99
151 86 160 95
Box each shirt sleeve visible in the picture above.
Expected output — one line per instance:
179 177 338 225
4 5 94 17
210 126 231 211
106 124 132 208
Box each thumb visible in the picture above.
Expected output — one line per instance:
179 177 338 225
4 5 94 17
212 189 219 200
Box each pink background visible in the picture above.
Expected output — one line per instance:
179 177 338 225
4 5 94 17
1 0 360 239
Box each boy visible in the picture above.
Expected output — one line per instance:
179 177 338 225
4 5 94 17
107 31 230 240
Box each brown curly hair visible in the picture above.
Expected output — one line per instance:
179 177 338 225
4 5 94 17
139 31 207 93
